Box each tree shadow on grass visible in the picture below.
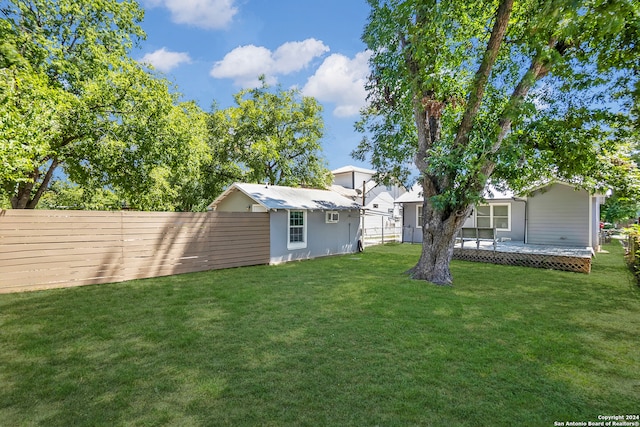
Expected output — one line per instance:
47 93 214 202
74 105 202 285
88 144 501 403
0 244 638 426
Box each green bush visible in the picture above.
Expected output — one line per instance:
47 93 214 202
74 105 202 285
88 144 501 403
625 224 640 285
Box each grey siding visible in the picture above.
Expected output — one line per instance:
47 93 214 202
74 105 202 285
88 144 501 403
402 200 526 243
269 209 361 264
527 183 590 247
505 200 526 241
402 202 422 243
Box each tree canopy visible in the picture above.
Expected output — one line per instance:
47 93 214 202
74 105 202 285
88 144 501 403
1 1 332 210
215 79 331 189
0 0 210 210
355 0 640 284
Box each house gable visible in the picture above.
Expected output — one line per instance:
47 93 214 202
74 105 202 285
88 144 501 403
211 189 262 212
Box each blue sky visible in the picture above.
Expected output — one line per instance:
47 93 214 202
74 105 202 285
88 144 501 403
134 0 373 171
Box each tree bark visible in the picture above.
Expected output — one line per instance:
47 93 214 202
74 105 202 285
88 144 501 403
11 180 35 209
408 191 472 285
10 159 59 209
407 0 514 285
453 0 514 151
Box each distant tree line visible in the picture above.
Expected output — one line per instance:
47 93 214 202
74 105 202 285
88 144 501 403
1 0 330 212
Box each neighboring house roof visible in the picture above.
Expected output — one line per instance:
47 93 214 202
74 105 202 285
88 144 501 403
331 165 376 175
209 183 362 211
395 184 515 204
395 186 422 203
394 183 430 203
362 179 379 194
395 181 607 204
330 184 359 200
483 186 515 199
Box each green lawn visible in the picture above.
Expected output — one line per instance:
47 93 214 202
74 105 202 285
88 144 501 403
1 243 638 426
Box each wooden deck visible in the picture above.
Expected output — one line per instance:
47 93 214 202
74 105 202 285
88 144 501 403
453 241 593 273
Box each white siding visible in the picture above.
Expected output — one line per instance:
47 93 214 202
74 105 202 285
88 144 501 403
333 170 375 190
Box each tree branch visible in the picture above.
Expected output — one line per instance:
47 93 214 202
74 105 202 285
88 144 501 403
453 0 514 150
479 44 555 180
28 158 60 208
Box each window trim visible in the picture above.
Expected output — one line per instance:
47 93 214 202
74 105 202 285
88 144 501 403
287 210 307 250
476 203 511 231
416 204 423 228
326 211 339 223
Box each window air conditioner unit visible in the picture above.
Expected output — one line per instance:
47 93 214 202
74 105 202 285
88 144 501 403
326 211 339 223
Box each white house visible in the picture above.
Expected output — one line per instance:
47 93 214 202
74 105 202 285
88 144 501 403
331 165 406 245
208 183 362 264
397 182 607 250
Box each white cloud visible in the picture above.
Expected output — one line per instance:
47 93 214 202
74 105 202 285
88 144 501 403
139 48 192 73
272 39 330 74
142 0 238 30
210 38 329 87
210 45 275 87
302 51 372 117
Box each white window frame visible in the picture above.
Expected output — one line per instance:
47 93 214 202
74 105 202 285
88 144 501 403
287 210 307 250
416 205 423 228
326 211 339 223
476 203 511 231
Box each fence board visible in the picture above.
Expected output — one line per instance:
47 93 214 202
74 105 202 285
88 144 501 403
0 210 270 293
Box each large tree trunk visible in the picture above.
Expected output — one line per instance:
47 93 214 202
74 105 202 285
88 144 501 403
404 0 520 285
11 181 36 209
10 159 59 209
408 196 472 285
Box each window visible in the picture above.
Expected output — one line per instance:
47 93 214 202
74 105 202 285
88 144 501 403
476 205 491 228
288 210 307 249
476 204 510 231
326 211 339 223
492 205 509 230
417 205 423 228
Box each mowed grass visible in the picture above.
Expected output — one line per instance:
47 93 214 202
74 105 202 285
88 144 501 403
1 243 638 426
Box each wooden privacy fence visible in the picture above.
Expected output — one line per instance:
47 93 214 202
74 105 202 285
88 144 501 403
0 210 270 293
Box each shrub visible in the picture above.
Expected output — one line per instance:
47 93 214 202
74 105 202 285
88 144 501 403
625 224 640 285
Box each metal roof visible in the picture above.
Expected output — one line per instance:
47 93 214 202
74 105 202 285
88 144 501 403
394 184 515 204
330 184 359 200
331 165 376 175
209 183 362 211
